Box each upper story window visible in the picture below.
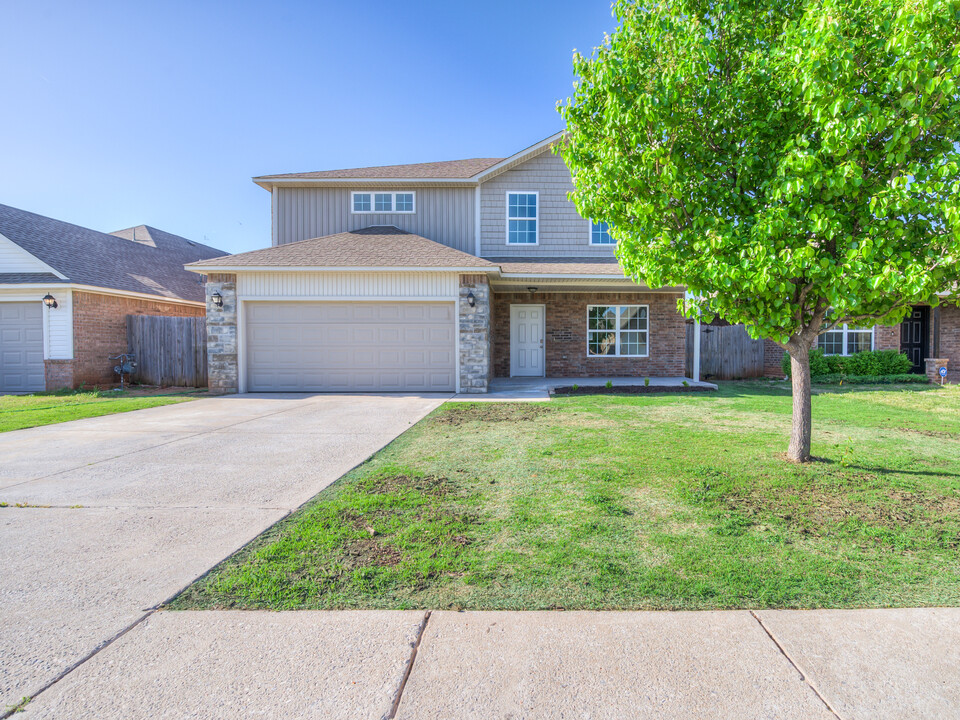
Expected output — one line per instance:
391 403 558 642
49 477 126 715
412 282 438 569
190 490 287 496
507 192 538 244
351 191 416 214
820 324 874 355
591 221 614 245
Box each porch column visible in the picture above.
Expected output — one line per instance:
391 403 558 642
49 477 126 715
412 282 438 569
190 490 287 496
205 273 238 394
458 274 491 393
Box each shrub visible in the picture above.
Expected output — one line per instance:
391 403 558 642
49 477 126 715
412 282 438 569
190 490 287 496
783 349 914 379
782 348 830 377
809 373 928 385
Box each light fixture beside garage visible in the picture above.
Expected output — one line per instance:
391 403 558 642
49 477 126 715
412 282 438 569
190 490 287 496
42 293 58 309
466 291 476 307
211 291 223 309
527 287 538 295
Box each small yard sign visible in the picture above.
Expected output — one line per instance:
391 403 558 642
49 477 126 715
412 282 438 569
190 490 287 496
940 366 948 385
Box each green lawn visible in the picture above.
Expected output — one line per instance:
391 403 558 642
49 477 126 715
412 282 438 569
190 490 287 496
0 389 197 432
172 382 960 611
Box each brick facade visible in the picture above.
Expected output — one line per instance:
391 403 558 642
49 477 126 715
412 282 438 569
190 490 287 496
937 305 959 383
44 359 75 391
491 290 686 378
70 290 204 387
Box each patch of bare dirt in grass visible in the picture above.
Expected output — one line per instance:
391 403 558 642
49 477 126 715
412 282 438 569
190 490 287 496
364 474 456 496
342 537 402 568
730 485 960 535
896 427 960 440
434 404 556 426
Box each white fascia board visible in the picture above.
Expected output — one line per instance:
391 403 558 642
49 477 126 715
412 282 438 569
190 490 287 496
185 265 499 274
472 131 566 183
0 282 205 307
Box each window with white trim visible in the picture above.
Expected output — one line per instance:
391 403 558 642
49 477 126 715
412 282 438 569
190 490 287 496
819 324 874 355
588 305 649 357
591 221 614 245
507 192 538 244
351 191 416 214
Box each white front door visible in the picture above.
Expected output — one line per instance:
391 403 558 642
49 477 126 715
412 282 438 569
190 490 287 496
510 304 545 377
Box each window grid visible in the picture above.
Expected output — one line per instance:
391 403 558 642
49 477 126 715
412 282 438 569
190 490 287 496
819 324 874 355
507 192 538 244
587 305 649 357
351 191 416 214
591 221 614 245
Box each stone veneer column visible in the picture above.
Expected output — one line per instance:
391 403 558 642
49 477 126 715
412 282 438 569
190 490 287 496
459 274 491 393
205 273 238 393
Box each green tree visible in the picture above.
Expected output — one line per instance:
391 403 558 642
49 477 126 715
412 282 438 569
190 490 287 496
559 0 960 462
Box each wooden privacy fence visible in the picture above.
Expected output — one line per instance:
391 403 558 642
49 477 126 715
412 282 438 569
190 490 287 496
686 323 766 380
127 315 207 387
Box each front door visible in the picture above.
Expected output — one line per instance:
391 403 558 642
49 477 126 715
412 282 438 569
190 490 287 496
510 304 545 377
900 306 929 374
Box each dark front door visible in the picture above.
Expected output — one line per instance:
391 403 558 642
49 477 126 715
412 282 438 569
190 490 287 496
900 306 930 374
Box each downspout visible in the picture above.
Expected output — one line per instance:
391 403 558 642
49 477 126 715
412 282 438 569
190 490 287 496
687 291 701 383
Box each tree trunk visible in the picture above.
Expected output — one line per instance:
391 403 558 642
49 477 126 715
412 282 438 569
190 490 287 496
787 344 813 463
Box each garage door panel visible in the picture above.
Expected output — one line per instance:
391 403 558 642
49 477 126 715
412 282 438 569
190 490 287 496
246 302 455 392
1 302 45 393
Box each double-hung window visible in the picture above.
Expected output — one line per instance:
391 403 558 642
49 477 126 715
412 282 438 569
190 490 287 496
507 192 538 244
590 221 614 245
587 305 649 357
819 324 874 355
351 191 416 214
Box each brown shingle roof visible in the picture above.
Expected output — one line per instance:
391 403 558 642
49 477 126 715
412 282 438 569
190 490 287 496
187 226 495 269
254 158 504 181
0 203 225 302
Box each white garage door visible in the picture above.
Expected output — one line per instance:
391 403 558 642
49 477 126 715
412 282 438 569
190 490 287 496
0 302 44 393
245 302 456 392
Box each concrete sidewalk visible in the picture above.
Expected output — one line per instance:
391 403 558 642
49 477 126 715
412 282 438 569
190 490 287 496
15 607 960 719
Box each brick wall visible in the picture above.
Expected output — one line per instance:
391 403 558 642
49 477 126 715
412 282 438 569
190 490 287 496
938 304 960 383
491 291 686 377
72 291 205 386
44 359 75 391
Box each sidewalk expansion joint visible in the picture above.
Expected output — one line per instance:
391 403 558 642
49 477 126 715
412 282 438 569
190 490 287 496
750 610 845 720
384 610 431 720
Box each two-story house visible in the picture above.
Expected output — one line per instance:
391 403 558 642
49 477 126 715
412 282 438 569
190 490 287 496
183 133 695 393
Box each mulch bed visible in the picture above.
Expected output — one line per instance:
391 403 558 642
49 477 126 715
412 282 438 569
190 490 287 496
551 384 716 396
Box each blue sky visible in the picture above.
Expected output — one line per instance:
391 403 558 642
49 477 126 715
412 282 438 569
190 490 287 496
0 1 616 254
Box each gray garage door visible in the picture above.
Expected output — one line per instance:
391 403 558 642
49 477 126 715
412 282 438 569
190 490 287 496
245 302 456 392
0 302 44 393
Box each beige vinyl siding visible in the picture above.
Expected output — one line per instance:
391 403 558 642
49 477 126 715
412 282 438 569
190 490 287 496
275 187 475 253
479 149 616 259
236 271 458 299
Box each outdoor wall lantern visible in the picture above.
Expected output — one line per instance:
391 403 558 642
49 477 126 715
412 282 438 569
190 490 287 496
527 286 538 295
42 293 58 309
211 291 223 309
466 291 476 307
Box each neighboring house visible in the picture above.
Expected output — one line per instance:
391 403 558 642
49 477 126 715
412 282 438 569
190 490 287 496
760 302 959 383
187 132 686 394
0 203 225 392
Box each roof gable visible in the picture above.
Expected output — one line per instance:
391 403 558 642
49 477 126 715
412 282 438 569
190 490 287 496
0 232 65 277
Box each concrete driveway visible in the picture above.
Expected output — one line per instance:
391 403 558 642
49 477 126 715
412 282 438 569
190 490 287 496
0 393 447 710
